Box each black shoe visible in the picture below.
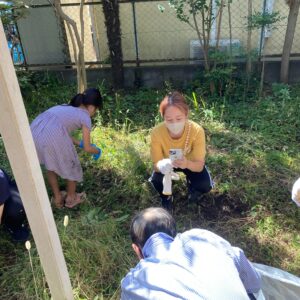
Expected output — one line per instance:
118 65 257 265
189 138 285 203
188 191 203 205
5 224 30 242
161 195 173 212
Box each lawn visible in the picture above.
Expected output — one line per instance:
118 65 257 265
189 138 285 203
0 75 300 299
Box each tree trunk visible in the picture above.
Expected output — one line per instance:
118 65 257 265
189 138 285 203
214 0 224 95
54 8 72 65
52 0 87 93
79 0 86 92
193 7 208 71
207 0 215 95
280 0 300 83
226 0 234 97
214 0 224 70
244 0 253 99
260 40 267 96
102 0 124 89
215 0 224 51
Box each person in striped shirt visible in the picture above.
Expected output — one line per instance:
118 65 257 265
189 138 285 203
30 88 102 209
121 207 261 300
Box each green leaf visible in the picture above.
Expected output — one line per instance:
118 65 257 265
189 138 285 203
115 214 129 222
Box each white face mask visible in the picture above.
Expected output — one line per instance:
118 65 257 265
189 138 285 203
165 121 186 135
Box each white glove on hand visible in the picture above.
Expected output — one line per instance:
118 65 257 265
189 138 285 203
157 158 173 175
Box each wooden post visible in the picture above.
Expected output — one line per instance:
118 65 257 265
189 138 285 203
0 20 73 299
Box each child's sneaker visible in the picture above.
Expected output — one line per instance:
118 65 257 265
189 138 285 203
5 223 30 242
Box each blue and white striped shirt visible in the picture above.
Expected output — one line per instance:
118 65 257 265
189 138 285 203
121 229 261 300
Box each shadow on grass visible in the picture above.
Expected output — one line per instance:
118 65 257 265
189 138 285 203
163 121 300 276
93 125 300 277
172 190 300 275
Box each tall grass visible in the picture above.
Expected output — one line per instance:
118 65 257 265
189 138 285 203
0 75 300 298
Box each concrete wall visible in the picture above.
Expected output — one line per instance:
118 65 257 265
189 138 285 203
41 60 300 89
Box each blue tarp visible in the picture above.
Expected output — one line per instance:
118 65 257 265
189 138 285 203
8 41 24 64
254 263 300 300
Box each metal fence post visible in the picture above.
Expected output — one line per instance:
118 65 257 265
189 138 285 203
131 0 142 87
132 0 140 67
259 0 268 59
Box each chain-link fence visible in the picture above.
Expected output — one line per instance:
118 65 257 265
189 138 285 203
4 0 300 68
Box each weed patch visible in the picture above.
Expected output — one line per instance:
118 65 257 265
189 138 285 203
1 78 300 298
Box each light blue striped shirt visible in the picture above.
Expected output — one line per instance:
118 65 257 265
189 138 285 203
121 229 261 300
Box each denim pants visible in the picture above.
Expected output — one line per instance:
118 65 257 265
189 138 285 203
149 165 213 200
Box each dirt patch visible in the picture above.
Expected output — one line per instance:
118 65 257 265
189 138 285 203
200 193 250 220
174 192 250 221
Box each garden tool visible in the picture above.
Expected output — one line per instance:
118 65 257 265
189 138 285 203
79 140 102 161
162 170 180 196
292 177 300 207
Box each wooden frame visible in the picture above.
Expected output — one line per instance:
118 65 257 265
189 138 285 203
0 20 73 299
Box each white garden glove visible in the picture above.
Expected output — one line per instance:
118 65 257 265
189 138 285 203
292 178 300 207
157 158 173 175
162 171 180 195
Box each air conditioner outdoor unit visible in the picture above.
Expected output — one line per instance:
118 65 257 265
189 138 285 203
189 39 241 59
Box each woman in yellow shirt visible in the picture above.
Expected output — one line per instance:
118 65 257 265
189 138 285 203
149 91 213 210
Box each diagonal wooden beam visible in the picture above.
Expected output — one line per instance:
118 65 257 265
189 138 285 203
0 20 73 300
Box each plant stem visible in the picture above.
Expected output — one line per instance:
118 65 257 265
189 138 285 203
27 250 39 299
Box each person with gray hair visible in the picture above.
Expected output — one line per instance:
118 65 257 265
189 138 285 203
121 207 261 300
